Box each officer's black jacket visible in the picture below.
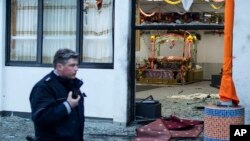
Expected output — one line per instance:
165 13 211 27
29 71 84 141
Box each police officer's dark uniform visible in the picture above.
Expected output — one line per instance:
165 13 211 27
29 71 85 141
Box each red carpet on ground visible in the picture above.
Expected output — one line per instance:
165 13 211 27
134 115 203 141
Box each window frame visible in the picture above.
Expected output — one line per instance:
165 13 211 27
128 0 225 122
5 0 115 69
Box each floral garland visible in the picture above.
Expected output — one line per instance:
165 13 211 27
139 7 156 17
163 0 181 5
163 0 224 10
210 2 225 10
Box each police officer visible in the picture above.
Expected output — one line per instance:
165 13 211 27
29 48 85 141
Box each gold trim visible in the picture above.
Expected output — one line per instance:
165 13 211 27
210 2 225 10
163 0 181 5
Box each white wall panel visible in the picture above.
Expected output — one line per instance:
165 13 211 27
0 0 6 112
233 0 250 124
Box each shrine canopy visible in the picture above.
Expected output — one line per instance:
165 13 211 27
149 32 197 69
151 32 197 57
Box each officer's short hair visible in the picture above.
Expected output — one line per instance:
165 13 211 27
53 48 79 68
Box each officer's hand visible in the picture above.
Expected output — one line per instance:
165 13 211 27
67 91 80 108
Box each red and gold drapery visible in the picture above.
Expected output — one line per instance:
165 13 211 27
219 0 239 105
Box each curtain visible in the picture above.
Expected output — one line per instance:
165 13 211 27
11 0 112 64
10 0 38 61
82 0 113 63
43 0 77 64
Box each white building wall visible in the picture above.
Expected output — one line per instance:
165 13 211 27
197 32 224 79
234 0 250 124
1 0 130 123
3 67 128 122
0 0 5 112
196 32 224 64
112 0 130 122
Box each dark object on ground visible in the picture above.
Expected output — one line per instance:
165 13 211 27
194 106 205 110
26 135 36 141
136 96 161 119
210 74 222 89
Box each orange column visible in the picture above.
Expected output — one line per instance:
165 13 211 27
219 0 239 105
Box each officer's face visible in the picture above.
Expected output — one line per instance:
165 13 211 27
57 58 79 79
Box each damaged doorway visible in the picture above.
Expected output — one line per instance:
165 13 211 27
132 0 225 122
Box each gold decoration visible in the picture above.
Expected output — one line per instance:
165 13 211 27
186 35 193 43
163 0 181 5
185 34 197 43
150 35 156 42
210 2 225 10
